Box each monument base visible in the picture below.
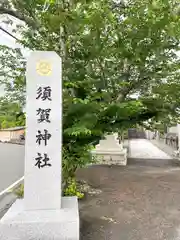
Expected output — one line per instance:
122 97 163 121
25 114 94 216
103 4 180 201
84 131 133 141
0 196 79 240
92 148 127 166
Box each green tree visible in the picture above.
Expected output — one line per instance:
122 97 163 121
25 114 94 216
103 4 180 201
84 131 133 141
0 98 25 128
0 0 180 189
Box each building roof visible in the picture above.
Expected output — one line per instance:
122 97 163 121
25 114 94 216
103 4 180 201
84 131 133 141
0 126 25 131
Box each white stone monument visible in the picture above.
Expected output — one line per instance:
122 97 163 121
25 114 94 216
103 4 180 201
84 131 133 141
91 134 127 165
0 51 79 240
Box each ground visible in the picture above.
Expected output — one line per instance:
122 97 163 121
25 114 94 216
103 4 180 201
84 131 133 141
78 164 180 240
1 139 180 239
77 139 180 240
129 139 172 159
0 143 24 192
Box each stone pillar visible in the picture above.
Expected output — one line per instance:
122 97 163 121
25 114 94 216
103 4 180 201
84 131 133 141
0 51 79 240
156 130 160 140
24 51 62 210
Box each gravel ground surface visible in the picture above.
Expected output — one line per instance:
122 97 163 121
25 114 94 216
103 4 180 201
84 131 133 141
77 163 180 240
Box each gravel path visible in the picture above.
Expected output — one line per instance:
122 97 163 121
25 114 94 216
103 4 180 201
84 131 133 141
77 164 180 240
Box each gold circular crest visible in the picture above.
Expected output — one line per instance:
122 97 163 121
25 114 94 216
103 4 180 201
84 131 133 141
36 60 52 76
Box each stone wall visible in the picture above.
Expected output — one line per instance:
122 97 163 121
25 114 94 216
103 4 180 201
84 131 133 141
0 128 25 143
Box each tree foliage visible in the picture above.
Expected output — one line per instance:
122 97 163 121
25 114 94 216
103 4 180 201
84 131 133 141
0 98 25 128
0 0 180 183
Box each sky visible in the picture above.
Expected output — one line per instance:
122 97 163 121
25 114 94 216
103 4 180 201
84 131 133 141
0 31 15 96
0 18 19 96
0 17 30 97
